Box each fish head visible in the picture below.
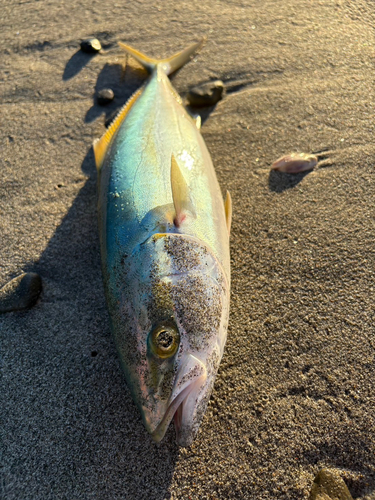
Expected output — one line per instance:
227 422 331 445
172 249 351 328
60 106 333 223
108 233 230 446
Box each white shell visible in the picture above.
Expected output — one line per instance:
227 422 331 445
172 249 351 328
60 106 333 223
271 153 318 173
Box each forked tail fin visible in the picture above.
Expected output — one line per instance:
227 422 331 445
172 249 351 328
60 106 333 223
118 38 206 76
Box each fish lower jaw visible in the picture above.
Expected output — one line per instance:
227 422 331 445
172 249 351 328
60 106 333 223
173 401 197 448
173 375 208 447
149 382 195 444
149 372 207 445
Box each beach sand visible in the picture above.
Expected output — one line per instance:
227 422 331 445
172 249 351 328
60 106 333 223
1 0 375 498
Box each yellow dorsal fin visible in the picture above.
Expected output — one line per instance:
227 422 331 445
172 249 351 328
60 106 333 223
93 87 143 170
171 155 195 227
224 190 232 236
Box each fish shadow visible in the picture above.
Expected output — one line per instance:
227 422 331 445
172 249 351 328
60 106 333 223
9 60 220 496
268 169 311 193
85 62 146 125
11 148 179 499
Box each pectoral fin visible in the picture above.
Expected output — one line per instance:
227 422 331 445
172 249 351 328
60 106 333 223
171 155 195 227
224 190 232 236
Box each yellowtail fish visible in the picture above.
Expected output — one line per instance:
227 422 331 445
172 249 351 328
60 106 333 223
94 39 232 446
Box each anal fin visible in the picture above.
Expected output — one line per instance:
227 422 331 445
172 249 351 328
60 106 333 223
93 87 143 170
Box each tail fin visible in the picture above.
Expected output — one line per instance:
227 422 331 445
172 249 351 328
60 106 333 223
118 38 206 76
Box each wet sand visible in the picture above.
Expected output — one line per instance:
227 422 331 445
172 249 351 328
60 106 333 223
2 0 375 498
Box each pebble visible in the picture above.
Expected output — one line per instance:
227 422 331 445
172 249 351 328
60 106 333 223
80 38 102 54
0 272 42 313
187 80 224 107
309 469 353 500
97 88 115 105
271 152 318 173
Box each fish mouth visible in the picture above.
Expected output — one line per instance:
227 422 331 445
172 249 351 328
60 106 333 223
150 354 207 445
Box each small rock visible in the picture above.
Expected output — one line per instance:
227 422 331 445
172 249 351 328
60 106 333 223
187 80 224 107
310 469 353 500
271 152 318 173
97 88 115 105
80 38 102 54
0 272 42 313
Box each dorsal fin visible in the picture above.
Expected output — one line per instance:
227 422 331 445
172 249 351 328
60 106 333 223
224 190 232 236
93 87 143 170
171 155 195 227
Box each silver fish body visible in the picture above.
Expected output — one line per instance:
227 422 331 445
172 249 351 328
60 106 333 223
95 40 231 445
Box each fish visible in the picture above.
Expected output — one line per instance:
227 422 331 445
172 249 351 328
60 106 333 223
93 39 232 446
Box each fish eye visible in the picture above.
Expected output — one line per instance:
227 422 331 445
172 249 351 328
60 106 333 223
149 323 180 359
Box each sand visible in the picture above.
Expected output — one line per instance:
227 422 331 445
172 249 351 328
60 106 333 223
1 0 375 498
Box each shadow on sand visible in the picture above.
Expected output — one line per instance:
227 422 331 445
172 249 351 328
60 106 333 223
10 54 225 498
15 58 183 498
19 146 179 498
84 61 146 125
268 169 311 193
63 49 96 81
